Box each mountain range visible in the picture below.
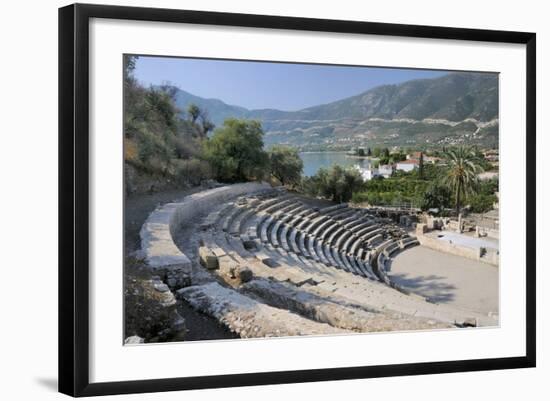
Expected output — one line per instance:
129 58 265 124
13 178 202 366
171 72 499 149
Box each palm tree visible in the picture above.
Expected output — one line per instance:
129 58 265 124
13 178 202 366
441 146 482 216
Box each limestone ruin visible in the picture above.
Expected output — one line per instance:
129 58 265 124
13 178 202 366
139 183 498 340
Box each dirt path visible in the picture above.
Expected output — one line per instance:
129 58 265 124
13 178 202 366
125 187 205 255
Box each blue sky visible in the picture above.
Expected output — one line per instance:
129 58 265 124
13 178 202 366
133 56 449 111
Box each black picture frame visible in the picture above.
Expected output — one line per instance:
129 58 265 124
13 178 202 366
58 3 536 397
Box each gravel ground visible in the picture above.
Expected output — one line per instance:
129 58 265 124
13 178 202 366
388 246 499 316
125 186 237 341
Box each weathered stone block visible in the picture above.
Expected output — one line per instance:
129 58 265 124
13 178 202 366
199 246 219 270
416 223 428 235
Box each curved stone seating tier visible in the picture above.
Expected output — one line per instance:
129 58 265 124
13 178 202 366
189 212 496 336
280 205 308 222
319 203 348 214
288 209 319 230
344 218 369 231
348 220 374 234
254 194 291 212
358 258 377 280
367 233 383 246
140 182 271 289
355 223 380 238
338 213 363 226
163 186 488 337
327 226 346 247
261 197 297 215
289 207 316 222
349 235 365 257
297 232 311 258
306 236 318 261
338 251 354 273
222 204 246 234
295 211 321 231
260 215 274 243
306 215 330 235
343 253 361 275
318 220 340 241
323 243 337 266
335 230 353 250
270 219 284 247
342 233 358 255
328 207 357 220
236 208 258 235
310 219 332 240
200 192 421 288
401 237 420 249
384 241 401 257
315 241 331 265
275 201 304 216
374 236 421 289
279 224 291 251
289 227 301 254
360 227 385 243
377 252 392 285
200 203 234 231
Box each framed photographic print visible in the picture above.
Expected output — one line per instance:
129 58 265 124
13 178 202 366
58 3 536 397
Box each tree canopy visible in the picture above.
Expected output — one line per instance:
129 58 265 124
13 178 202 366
441 146 483 215
203 118 269 182
187 104 200 123
303 165 364 203
268 145 303 187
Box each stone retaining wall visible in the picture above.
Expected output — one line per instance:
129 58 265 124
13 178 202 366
417 233 498 266
140 182 271 288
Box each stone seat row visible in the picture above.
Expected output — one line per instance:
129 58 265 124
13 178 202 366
376 236 420 285
202 194 420 285
246 198 385 280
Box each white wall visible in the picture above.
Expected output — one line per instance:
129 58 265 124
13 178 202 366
0 0 547 400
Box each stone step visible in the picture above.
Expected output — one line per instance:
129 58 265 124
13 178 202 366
319 203 348 214
177 282 349 338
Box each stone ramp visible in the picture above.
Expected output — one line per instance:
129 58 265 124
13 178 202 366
177 282 349 338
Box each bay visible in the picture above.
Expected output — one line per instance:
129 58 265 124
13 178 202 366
299 151 373 177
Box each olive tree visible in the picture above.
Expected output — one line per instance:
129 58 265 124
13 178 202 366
268 145 303 187
202 118 268 182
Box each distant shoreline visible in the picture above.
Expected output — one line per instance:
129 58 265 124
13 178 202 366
299 151 349 154
299 151 377 161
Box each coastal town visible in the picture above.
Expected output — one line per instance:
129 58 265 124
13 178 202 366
345 147 499 182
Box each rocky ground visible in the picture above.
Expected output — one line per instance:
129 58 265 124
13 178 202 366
124 185 238 342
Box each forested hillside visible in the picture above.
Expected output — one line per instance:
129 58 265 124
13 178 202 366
123 56 213 194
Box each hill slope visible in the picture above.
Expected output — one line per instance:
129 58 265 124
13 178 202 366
171 72 499 149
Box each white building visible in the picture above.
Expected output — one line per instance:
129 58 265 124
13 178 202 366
364 168 378 180
396 159 419 172
378 164 393 178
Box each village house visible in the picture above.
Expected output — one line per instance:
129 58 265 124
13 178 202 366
378 164 393 178
396 159 419 172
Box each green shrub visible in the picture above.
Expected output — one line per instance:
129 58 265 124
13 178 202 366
173 158 212 186
467 193 497 213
